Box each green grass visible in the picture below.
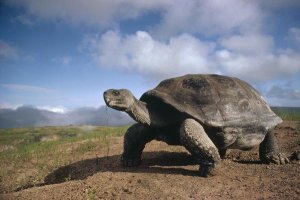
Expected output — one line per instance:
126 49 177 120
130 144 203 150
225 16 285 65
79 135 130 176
271 107 300 121
0 125 129 192
86 188 97 200
0 125 128 169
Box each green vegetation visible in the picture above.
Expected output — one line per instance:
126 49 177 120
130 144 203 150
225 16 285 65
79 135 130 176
0 125 129 193
0 107 298 193
271 107 300 121
86 188 97 200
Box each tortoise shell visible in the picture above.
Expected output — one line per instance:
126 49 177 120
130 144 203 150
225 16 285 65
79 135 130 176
140 74 282 129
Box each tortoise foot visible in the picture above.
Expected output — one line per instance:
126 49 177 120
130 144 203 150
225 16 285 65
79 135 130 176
263 152 289 165
199 162 218 177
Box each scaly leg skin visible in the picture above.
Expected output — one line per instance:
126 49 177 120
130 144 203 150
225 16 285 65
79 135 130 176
259 131 289 164
121 123 155 167
180 119 221 177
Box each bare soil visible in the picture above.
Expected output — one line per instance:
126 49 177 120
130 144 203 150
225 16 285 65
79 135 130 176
2 121 300 200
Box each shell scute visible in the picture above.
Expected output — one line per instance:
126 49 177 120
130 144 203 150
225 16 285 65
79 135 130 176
140 74 282 129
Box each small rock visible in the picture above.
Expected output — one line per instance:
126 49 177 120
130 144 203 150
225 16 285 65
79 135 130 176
122 187 132 194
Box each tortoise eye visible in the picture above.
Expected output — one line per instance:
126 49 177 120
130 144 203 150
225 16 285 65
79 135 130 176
112 90 120 96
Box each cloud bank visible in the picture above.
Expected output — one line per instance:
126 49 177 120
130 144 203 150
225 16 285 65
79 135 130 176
5 0 300 107
9 0 168 27
9 0 300 83
267 85 300 100
8 0 282 35
0 106 133 129
85 31 216 80
84 30 300 82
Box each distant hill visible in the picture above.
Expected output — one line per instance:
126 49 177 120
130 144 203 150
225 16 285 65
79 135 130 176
0 106 298 129
0 106 134 129
271 107 300 121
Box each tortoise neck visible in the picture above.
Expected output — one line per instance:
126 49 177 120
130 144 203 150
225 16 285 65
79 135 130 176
126 99 151 125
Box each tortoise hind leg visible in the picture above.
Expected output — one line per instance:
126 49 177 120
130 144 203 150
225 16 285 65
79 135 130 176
259 131 289 164
121 123 155 167
180 119 221 177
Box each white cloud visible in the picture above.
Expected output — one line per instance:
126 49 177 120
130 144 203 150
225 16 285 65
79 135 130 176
220 33 274 55
0 103 21 110
88 31 217 79
9 0 168 27
12 0 299 83
264 80 300 107
6 0 300 107
0 105 133 128
9 0 264 37
256 0 300 10
38 106 67 113
85 30 300 82
266 81 300 106
155 0 262 37
267 85 300 100
217 51 300 81
0 40 19 59
0 103 68 113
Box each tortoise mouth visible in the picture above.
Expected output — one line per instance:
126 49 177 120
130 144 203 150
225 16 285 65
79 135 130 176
103 92 111 106
103 97 126 111
104 98 112 107
103 90 121 106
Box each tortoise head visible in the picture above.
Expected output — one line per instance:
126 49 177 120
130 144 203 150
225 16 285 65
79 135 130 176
103 89 136 111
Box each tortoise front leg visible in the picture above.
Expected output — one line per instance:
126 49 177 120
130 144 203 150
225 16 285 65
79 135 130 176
121 123 155 167
218 149 227 159
180 119 221 177
259 131 289 164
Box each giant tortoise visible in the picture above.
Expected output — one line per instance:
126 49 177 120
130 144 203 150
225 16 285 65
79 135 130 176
103 74 288 177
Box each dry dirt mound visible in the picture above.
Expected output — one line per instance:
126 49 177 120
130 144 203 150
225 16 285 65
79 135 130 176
2 121 300 200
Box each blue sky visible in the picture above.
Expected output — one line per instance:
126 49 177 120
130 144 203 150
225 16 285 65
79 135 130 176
0 0 300 113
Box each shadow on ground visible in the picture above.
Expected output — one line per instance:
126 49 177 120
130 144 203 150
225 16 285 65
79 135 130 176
44 151 198 185
16 150 282 192
15 150 295 192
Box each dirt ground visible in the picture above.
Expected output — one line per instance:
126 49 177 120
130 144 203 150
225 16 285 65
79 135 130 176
2 121 300 200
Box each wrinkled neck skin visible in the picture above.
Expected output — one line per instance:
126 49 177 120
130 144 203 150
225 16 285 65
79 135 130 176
126 99 151 126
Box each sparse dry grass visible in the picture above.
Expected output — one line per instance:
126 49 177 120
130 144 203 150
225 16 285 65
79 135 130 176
0 125 129 193
0 107 299 194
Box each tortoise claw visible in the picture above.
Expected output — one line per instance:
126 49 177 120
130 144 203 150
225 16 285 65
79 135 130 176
265 153 289 165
